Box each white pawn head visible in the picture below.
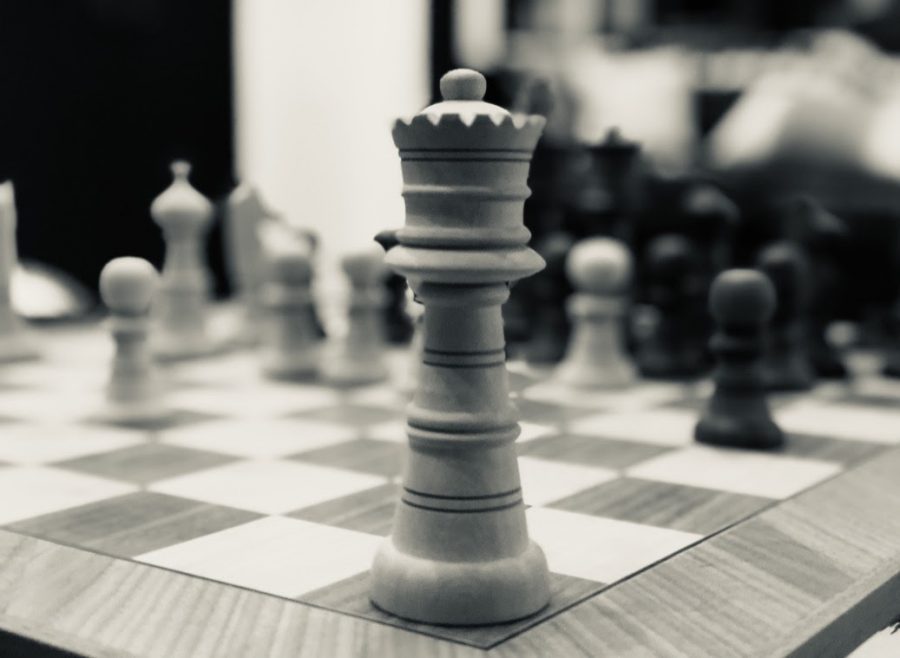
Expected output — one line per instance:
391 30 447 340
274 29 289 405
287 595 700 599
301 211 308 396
566 237 632 295
100 257 159 316
342 245 388 286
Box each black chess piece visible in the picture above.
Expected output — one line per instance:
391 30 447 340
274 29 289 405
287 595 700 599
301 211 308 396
680 183 739 277
507 78 579 346
782 197 849 379
884 305 900 378
374 229 414 344
588 128 641 243
523 231 576 364
507 142 579 346
637 233 708 379
756 241 816 391
695 269 785 450
566 128 642 243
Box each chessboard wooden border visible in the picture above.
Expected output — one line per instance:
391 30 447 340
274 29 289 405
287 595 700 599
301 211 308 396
0 446 899 658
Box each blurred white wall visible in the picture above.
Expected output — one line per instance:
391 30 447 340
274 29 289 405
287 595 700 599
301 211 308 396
233 1 430 299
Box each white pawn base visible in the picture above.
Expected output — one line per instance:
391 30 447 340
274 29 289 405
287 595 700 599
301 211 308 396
262 350 318 380
554 356 635 389
99 398 170 426
320 354 388 387
154 333 221 362
554 294 635 389
371 539 550 625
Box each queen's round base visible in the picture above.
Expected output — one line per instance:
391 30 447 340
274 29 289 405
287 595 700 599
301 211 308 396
370 539 550 626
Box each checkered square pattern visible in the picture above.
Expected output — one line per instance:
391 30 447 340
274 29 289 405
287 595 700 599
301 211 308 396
0 423 142 465
149 459 388 515
569 408 698 446
2 326 897 649
627 446 842 499
8 491 260 557
161 417 357 458
56 443 238 485
137 516 383 598
774 399 900 444
526 507 702 583
0 466 136 525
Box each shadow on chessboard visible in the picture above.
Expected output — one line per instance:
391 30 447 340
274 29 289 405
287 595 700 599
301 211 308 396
0 629 81 658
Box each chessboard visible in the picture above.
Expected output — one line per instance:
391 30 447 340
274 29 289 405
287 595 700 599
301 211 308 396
1 318 900 657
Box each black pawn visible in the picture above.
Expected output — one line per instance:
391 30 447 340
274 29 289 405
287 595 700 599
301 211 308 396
680 184 739 276
637 233 708 379
523 231 576 364
695 269 784 450
783 197 849 379
756 241 816 391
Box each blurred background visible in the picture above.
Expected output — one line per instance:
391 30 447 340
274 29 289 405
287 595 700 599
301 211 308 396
3 0 900 331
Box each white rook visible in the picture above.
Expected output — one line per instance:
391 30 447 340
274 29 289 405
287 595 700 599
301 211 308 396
371 69 550 625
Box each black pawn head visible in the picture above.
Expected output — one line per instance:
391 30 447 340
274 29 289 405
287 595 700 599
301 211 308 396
709 269 776 329
646 234 700 280
782 196 847 251
681 184 739 239
645 233 703 303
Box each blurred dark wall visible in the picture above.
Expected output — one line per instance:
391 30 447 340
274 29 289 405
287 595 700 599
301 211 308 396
0 0 234 293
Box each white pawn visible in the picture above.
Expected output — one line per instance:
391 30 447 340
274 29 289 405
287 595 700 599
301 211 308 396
259 246 320 379
554 237 636 388
320 248 389 385
152 161 215 360
99 257 168 423
0 182 37 362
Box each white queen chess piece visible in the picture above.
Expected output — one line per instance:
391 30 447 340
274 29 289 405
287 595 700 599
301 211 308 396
371 69 551 625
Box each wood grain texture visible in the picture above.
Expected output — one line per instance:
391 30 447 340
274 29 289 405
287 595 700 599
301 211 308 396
518 433 672 469
287 483 399 536
301 570 601 649
548 476 772 535
7 491 260 558
0 447 899 657
496 445 900 658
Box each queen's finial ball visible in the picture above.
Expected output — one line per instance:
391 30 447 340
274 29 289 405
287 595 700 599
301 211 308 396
439 69 487 102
